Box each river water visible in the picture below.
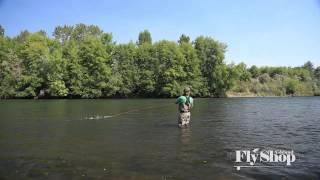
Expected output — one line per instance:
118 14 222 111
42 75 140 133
0 97 319 179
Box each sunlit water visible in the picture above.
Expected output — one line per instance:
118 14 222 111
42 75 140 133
0 97 319 179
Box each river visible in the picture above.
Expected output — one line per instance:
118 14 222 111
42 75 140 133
0 97 319 179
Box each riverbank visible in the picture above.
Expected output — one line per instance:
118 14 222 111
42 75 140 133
226 92 257 97
1 94 319 100
225 91 295 97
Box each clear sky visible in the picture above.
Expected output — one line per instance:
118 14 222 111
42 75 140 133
1 0 319 67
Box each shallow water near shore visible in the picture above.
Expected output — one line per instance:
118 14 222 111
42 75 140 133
0 97 319 179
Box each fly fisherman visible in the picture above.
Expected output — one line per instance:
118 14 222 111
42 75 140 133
175 87 194 128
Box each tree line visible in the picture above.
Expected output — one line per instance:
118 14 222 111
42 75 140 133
0 24 319 99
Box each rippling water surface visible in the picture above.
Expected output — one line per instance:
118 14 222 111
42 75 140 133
0 97 319 179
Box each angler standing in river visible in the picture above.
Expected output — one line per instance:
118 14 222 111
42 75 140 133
176 87 194 128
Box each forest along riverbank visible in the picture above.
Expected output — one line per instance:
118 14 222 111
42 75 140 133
0 24 320 99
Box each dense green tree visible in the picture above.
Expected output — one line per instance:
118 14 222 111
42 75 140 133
178 41 203 96
137 30 152 45
54 24 103 43
53 25 73 43
14 30 31 44
303 61 314 73
46 40 68 97
315 66 320 81
134 43 157 96
258 73 271 84
234 63 251 81
285 79 299 95
194 36 228 96
16 32 50 97
215 64 237 96
110 43 138 96
62 40 83 97
154 41 187 97
249 65 260 78
229 63 251 93
178 34 190 44
290 67 311 81
0 36 21 98
72 24 103 41
0 25 4 37
78 36 111 98
37 30 47 37
101 33 112 44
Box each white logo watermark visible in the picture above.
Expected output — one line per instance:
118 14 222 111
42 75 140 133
234 148 296 170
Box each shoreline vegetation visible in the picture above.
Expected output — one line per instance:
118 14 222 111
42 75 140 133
0 24 320 99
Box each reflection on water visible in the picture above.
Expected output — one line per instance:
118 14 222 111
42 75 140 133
180 127 191 145
0 97 320 179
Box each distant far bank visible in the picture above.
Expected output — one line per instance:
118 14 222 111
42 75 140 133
0 94 319 100
225 92 320 97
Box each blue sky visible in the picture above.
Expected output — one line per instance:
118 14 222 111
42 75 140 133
0 0 319 67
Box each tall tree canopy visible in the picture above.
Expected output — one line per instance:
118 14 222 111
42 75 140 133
0 25 4 37
138 30 152 45
178 34 190 44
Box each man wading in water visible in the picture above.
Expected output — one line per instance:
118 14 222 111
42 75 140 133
176 87 194 128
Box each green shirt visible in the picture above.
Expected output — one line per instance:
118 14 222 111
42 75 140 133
176 96 194 112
